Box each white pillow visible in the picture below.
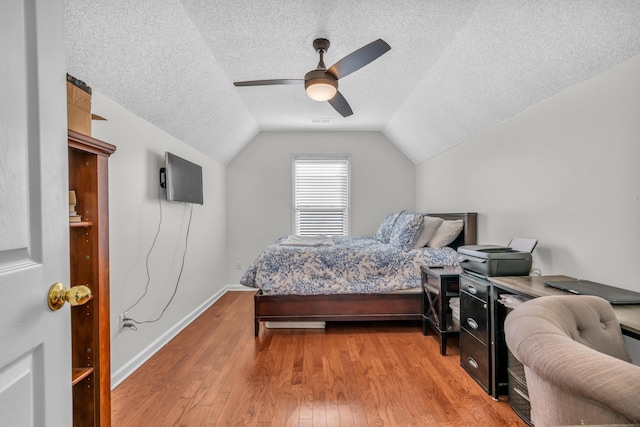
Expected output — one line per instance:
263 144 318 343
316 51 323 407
427 219 464 248
413 216 444 249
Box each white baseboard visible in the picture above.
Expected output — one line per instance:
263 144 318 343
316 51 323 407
227 284 257 291
111 284 252 389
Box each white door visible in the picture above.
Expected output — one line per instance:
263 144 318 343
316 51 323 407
0 0 72 426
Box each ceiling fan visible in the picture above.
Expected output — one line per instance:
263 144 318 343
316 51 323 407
233 38 391 117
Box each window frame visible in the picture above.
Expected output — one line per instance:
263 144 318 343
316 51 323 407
292 154 351 236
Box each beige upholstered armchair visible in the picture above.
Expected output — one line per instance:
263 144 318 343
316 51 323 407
504 295 640 426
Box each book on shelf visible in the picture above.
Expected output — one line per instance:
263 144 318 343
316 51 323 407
69 190 81 222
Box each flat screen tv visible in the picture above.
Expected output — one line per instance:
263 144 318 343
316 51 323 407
159 152 203 205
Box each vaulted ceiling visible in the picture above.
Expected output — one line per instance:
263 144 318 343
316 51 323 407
65 1 640 165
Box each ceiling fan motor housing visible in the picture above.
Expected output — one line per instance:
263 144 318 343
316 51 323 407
304 69 337 88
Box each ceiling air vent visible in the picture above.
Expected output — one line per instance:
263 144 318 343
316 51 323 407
310 118 332 124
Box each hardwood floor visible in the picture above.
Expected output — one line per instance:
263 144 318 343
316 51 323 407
112 291 526 426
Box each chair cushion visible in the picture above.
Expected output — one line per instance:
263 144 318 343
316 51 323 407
506 295 630 361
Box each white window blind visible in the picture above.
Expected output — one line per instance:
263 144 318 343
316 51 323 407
294 157 349 236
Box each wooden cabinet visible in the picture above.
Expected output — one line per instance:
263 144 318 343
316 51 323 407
68 130 115 426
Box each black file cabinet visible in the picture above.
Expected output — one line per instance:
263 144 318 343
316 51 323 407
459 274 491 393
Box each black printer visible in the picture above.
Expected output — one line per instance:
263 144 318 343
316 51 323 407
458 244 533 277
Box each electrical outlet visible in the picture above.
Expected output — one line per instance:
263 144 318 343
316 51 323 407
119 312 127 331
236 261 242 270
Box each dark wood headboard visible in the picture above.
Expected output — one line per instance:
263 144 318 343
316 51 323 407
428 212 477 248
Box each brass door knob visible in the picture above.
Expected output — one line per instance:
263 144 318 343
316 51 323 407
47 282 92 311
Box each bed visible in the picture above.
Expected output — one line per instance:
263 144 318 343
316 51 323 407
242 212 477 335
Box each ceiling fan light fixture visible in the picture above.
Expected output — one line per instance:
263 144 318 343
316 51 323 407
306 81 337 101
304 71 337 101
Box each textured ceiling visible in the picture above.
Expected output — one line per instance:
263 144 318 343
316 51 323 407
64 1 640 165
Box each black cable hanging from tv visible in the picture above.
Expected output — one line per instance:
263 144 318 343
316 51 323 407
122 202 194 329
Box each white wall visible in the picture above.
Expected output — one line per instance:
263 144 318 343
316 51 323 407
417 53 640 292
90 93 227 379
416 53 640 361
226 131 415 283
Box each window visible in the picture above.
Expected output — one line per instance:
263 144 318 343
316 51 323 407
293 156 349 236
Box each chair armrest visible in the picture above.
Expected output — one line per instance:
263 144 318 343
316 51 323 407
517 333 640 422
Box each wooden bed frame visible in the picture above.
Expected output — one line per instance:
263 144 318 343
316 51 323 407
253 212 477 336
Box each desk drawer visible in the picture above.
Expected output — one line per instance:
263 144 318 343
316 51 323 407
460 329 490 393
461 291 489 344
460 275 489 300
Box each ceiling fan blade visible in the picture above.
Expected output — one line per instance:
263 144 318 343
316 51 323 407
327 39 391 80
328 91 353 117
234 79 303 86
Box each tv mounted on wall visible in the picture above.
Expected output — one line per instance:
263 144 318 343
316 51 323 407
159 152 204 205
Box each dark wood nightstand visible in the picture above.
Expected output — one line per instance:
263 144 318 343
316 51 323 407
421 265 462 355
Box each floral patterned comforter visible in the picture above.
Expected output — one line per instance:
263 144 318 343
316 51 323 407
240 236 459 295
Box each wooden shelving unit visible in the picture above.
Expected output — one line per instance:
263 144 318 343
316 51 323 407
68 129 116 426
70 221 93 228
